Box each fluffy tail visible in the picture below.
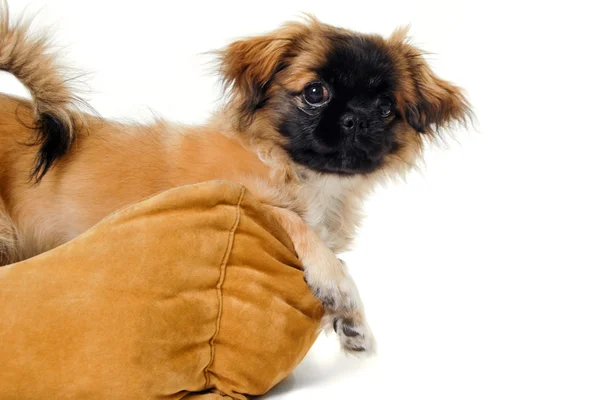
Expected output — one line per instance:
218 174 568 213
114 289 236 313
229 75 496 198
0 2 81 182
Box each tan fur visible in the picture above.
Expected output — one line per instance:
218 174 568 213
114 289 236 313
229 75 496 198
0 200 18 265
0 2 83 180
0 12 470 353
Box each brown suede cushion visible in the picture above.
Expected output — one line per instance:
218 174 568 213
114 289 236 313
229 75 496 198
0 181 323 399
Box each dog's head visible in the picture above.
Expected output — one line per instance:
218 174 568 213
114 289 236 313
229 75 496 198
219 17 470 176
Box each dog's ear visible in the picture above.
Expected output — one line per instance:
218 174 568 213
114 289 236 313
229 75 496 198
219 23 309 125
405 62 470 133
388 29 471 134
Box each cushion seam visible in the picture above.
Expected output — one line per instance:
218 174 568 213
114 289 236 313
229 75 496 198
204 186 246 387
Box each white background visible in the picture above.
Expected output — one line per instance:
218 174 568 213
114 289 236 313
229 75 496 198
2 1 599 399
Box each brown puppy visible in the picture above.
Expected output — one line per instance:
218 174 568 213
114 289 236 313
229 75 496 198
0 7 470 353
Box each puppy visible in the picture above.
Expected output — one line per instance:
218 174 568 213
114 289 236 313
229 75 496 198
0 7 470 353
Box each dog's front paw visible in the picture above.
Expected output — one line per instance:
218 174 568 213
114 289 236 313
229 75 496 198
304 263 360 313
333 313 375 355
304 259 375 355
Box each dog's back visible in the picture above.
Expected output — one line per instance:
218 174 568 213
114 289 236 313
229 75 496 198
0 91 279 265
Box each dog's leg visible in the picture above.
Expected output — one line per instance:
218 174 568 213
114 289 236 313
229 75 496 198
0 205 19 266
267 206 375 354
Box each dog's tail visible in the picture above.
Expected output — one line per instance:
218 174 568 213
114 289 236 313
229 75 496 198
0 2 82 182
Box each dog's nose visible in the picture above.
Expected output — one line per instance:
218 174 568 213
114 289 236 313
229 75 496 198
341 113 368 134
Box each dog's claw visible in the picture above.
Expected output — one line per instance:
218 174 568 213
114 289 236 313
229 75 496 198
342 324 360 337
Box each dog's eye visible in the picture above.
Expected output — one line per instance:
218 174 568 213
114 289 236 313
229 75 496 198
303 82 330 106
378 97 393 117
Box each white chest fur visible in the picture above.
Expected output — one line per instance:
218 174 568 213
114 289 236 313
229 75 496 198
298 175 367 253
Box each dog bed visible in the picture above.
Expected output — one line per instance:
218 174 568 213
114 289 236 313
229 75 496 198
0 180 323 399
